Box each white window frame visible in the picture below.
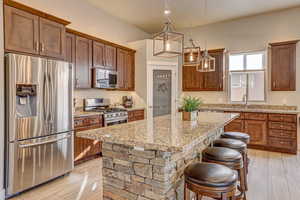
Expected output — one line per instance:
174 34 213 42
228 51 267 103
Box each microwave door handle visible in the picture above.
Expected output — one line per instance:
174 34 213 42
18 135 71 148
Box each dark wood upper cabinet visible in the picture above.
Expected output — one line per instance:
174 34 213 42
4 4 68 60
93 41 105 68
65 33 75 64
203 49 224 91
117 49 135 91
182 66 204 91
117 49 126 89
39 18 66 59
126 52 135 90
182 48 225 91
75 36 92 89
93 42 116 70
270 40 298 91
105 45 117 71
4 5 39 54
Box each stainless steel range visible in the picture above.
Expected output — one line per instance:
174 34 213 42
84 98 128 126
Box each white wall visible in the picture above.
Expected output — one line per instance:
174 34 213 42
179 7 300 108
0 0 5 198
14 0 150 108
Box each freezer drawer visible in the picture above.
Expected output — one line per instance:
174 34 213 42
6 132 74 196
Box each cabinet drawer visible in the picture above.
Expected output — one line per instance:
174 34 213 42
268 137 297 150
74 115 102 128
244 113 267 121
134 110 144 117
268 122 297 131
269 114 297 123
86 116 101 125
268 129 296 139
74 118 85 128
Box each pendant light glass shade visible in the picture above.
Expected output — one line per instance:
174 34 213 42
184 39 202 66
196 49 216 72
153 22 184 57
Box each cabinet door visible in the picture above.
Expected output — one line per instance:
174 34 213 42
75 36 92 88
244 120 267 146
4 5 39 54
93 41 105 68
66 33 75 64
125 52 135 90
105 45 117 70
182 66 204 91
203 50 224 91
271 42 296 91
39 18 66 59
117 49 126 89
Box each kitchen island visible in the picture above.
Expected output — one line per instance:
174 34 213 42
77 112 238 200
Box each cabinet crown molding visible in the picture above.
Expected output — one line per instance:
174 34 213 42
269 40 299 46
4 0 71 25
66 28 136 53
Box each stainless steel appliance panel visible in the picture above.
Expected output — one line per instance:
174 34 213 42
7 132 74 195
6 54 47 142
92 68 117 89
45 59 73 134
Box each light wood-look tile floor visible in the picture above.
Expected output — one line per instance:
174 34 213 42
10 149 300 200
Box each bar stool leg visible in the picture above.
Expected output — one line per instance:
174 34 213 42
221 193 228 200
196 194 203 200
238 168 247 200
184 182 190 200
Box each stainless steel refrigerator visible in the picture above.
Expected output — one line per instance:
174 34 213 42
5 53 74 196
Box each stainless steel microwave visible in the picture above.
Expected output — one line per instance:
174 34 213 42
92 68 117 89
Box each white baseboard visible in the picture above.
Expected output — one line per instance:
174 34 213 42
0 188 5 200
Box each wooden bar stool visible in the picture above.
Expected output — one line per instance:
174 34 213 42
214 138 249 189
184 162 237 200
202 147 247 200
221 132 250 144
221 132 250 174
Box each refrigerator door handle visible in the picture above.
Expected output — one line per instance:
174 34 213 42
18 134 71 148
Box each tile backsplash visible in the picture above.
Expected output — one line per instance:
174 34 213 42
74 89 145 110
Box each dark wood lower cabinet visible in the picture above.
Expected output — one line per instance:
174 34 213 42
244 120 267 146
224 112 297 154
74 115 103 165
128 109 145 122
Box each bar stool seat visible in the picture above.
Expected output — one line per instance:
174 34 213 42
184 162 238 200
184 162 237 188
203 147 242 164
221 132 250 144
203 147 247 200
214 138 247 152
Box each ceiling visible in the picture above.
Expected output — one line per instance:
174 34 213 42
85 0 300 33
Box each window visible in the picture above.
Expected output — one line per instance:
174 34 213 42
229 52 266 102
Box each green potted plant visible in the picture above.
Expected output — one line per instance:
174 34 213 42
182 96 203 121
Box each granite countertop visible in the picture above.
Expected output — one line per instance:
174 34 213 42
77 112 238 153
199 104 300 114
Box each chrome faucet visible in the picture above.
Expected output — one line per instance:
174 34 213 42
243 94 248 107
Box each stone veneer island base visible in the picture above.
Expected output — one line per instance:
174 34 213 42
77 112 238 200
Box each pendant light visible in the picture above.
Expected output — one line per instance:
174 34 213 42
184 38 202 66
153 0 184 57
196 0 216 72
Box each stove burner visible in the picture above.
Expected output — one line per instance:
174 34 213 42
84 98 128 126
